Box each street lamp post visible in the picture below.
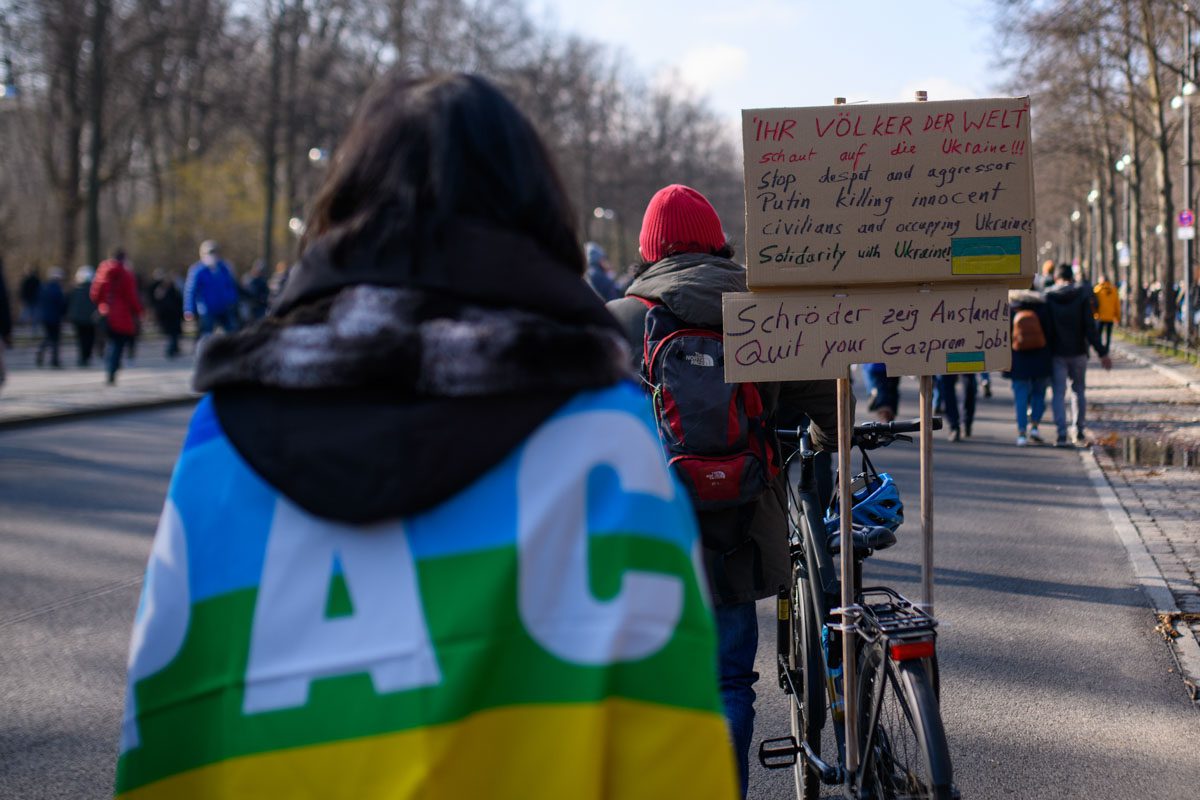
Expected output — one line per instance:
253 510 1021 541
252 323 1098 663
1087 187 1100 283
1170 3 1197 341
1115 152 1135 321
1185 7 1195 342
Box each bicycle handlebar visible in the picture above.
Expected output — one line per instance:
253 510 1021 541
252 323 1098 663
855 417 943 436
775 417 942 448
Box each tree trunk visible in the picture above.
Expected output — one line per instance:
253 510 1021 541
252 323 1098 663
262 2 284 271
1139 0 1178 336
49 18 85 267
1108 146 1118 287
85 0 109 269
283 1 304 260
59 193 82 268
1120 21 1147 330
389 0 408 60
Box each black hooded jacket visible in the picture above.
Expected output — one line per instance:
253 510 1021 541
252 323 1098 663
0 260 11 341
607 253 839 605
1045 281 1107 359
194 221 629 524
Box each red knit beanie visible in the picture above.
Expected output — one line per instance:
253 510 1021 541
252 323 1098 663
638 184 726 263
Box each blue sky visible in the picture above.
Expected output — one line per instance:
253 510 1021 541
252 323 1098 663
531 0 1000 125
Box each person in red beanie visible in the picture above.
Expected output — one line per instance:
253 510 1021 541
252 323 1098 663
607 184 840 798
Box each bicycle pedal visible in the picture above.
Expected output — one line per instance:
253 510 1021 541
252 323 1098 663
758 736 799 769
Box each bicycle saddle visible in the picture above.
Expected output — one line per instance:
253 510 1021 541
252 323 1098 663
827 525 898 557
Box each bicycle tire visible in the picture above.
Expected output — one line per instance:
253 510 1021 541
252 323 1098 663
856 642 954 800
788 563 823 800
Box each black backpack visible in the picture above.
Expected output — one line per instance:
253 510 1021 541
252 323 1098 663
635 297 779 511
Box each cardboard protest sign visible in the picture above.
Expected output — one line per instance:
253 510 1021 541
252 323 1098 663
722 284 1013 382
742 97 1034 289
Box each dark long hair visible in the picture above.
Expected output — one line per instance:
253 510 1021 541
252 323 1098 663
302 73 581 272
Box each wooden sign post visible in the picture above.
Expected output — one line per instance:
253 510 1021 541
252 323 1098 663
726 89 1035 780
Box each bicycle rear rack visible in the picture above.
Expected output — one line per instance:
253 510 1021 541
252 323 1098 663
857 586 937 640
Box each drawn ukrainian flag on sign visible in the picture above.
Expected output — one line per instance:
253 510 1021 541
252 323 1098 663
950 236 1022 275
946 351 987 373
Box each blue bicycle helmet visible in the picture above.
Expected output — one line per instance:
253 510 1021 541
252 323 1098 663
824 471 904 535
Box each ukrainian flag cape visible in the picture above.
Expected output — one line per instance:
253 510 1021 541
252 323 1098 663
116 384 737 799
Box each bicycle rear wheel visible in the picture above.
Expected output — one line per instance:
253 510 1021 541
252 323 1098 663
788 564 823 800
856 642 954 800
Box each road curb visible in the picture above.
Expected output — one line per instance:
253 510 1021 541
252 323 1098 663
1080 447 1200 705
1112 342 1200 394
0 394 198 431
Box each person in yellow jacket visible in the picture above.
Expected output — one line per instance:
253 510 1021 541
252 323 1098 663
1093 275 1120 350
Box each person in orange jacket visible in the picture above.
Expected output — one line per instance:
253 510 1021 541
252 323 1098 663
1093 274 1120 351
90 248 143 385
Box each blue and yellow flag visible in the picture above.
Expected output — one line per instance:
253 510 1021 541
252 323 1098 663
116 387 737 799
946 351 987 373
951 235 1022 276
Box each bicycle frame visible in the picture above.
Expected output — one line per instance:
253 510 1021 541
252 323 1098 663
778 432 850 776
768 428 946 798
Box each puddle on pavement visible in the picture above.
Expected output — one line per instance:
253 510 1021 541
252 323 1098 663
1102 436 1200 469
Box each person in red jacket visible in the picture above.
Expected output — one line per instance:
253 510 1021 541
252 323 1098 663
91 248 143 385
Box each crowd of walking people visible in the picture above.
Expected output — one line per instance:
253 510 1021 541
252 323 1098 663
862 260 1115 449
0 242 286 390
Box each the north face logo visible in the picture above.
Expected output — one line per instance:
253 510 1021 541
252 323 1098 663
686 352 716 367
706 470 727 481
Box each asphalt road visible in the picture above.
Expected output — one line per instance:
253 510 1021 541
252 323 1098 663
1 384 1197 799
0 406 192 799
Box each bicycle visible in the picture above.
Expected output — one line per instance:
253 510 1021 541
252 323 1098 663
759 418 958 800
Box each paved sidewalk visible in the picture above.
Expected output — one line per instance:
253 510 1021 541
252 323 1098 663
0 336 197 428
1088 339 1200 698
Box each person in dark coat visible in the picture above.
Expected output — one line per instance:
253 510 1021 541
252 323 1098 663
864 362 900 421
18 267 40 335
150 270 184 358
36 267 67 368
584 242 621 301
66 266 99 366
607 184 839 798
1006 289 1053 445
938 371 977 441
1045 263 1111 446
0 257 12 393
241 259 271 321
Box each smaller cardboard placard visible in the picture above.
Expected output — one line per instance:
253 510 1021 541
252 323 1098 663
723 283 1012 382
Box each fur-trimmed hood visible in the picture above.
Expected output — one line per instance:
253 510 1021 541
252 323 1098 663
197 222 630 524
1009 289 1045 307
